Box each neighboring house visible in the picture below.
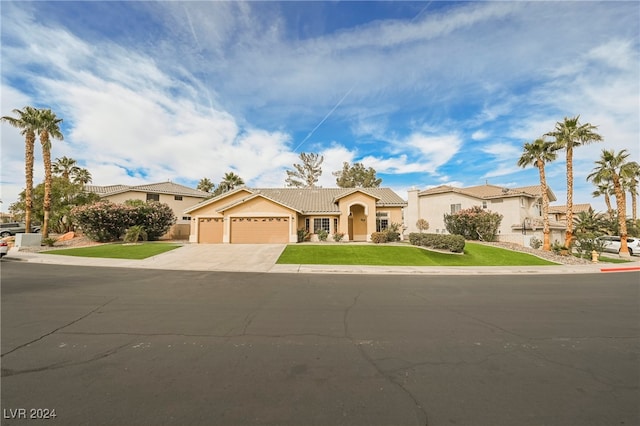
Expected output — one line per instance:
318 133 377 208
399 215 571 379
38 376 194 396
548 204 593 222
405 184 565 245
184 187 407 244
85 181 210 239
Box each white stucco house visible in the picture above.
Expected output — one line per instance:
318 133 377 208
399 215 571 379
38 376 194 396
405 183 568 246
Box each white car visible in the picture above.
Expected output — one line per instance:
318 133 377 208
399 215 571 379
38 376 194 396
597 236 640 256
0 240 8 258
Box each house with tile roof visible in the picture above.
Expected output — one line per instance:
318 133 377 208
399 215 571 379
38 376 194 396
85 181 211 239
184 187 407 243
405 184 565 245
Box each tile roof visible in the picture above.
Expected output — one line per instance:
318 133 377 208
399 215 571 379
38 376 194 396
419 184 556 201
548 204 593 214
85 182 210 198
185 187 406 215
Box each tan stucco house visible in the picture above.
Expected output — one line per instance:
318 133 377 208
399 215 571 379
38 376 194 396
405 184 567 245
184 187 407 244
85 181 210 239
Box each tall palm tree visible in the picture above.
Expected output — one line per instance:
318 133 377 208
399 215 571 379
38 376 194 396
587 149 635 256
52 156 80 181
517 137 557 251
545 115 603 248
36 109 64 238
1 106 40 233
622 162 639 223
197 177 215 193
72 168 92 185
217 172 244 194
592 182 615 220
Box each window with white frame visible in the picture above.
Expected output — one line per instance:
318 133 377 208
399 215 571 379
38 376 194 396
450 204 461 214
482 201 487 209
376 212 389 232
313 218 330 233
305 218 310 232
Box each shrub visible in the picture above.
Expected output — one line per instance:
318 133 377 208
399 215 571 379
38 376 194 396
529 236 542 250
124 225 148 243
332 232 345 242
407 232 465 253
70 201 133 242
71 200 176 242
297 228 310 243
127 201 176 240
370 232 387 244
383 222 401 242
41 237 58 247
443 206 502 241
317 229 329 242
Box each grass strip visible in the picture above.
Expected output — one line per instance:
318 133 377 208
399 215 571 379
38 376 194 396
43 243 181 260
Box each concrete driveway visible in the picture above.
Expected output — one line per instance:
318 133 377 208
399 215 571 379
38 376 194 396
141 243 287 272
8 243 287 273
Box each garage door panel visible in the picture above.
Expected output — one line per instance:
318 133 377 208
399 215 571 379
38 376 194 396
231 217 289 244
198 218 223 243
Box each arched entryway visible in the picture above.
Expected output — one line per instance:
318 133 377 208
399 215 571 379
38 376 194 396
348 204 368 241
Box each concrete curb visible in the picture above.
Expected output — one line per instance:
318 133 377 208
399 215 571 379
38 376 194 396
3 247 633 275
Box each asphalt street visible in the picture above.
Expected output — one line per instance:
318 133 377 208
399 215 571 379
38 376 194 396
1 262 639 426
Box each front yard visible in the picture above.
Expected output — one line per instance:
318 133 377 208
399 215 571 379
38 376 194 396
277 242 558 266
43 242 181 259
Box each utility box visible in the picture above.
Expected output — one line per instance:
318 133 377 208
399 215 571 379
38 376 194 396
15 233 42 248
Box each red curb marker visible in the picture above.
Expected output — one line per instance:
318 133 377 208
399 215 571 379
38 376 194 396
600 266 640 273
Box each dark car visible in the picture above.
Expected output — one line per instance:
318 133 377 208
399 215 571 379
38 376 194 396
0 222 41 237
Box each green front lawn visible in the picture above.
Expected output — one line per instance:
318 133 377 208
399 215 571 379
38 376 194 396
277 242 557 266
43 243 181 259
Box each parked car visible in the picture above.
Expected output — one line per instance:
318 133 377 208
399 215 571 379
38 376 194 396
596 236 640 256
0 240 8 258
0 222 41 237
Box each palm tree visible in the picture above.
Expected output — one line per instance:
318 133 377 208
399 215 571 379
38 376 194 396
622 162 639 223
517 137 557 251
52 156 80 181
216 172 244 195
591 182 615 220
1 107 40 233
587 149 635 256
36 109 64 238
72 168 92 185
197 177 215 193
545 115 603 248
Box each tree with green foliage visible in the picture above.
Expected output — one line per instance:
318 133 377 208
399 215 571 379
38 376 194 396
214 172 244 195
52 156 80 181
587 149 636 256
444 206 503 241
1 106 40 233
285 152 323 188
333 162 382 188
9 176 100 233
36 109 64 238
197 177 215 193
517 137 557 251
545 115 603 248
592 182 615 220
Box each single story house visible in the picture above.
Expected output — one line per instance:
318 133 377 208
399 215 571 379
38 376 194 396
405 183 567 246
184 187 407 244
85 181 210 239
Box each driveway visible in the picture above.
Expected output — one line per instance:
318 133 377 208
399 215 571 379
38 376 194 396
8 244 287 273
141 243 287 272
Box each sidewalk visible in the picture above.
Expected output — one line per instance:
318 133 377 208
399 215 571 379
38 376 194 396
4 246 635 275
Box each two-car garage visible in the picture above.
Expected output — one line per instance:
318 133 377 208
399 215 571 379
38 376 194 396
198 216 290 244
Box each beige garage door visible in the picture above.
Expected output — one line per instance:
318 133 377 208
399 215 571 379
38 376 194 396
230 217 289 244
198 218 223 243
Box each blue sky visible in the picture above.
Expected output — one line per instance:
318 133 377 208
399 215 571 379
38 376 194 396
1 1 639 213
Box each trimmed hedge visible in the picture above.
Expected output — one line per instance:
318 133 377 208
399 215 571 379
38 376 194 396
408 233 465 253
